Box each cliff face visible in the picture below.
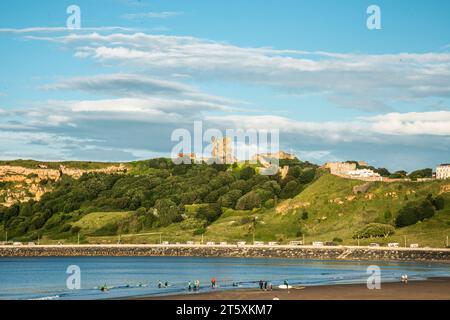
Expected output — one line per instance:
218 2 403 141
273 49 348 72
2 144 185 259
0 164 127 207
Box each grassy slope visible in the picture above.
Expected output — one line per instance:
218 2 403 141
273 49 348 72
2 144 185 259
41 174 450 247
72 212 133 234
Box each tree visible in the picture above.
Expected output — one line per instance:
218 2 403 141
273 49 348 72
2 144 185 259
219 190 242 208
298 169 316 184
375 168 391 177
389 171 407 179
239 167 255 180
235 191 261 210
280 180 299 199
395 198 436 227
301 210 309 220
408 168 432 181
432 196 445 210
353 223 395 239
196 204 222 224
154 199 182 227
136 207 147 216
383 210 392 221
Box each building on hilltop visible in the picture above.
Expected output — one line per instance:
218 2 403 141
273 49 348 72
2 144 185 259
436 164 450 180
324 162 382 181
177 153 196 162
347 169 381 179
324 162 357 175
252 151 295 161
211 136 236 164
358 161 368 167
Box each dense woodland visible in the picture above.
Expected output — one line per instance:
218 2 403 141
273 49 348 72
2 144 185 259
0 158 318 240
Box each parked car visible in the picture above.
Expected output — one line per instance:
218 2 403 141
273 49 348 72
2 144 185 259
325 242 338 246
289 241 303 246
312 241 324 247
268 242 279 246
237 241 246 247
388 243 399 248
410 243 419 248
369 243 380 247
220 242 228 246
253 241 264 246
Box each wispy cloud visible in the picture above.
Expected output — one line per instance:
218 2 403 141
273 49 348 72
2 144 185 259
0 26 135 34
2 105 449 168
122 11 183 19
207 111 450 140
27 32 450 112
40 73 243 109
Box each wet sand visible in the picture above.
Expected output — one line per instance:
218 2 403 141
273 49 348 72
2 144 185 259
139 277 450 300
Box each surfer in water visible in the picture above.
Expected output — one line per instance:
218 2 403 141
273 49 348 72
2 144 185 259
100 284 109 292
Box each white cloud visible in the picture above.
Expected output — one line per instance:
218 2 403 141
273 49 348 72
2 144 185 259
26 32 450 111
2 101 449 169
122 11 183 19
0 27 135 34
41 73 239 106
206 111 450 141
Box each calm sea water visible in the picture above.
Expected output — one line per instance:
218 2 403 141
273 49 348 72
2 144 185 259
0 257 449 300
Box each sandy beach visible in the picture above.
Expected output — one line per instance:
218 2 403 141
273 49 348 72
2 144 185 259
139 277 450 300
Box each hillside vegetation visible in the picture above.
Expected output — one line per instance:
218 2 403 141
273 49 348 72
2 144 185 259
0 158 449 248
0 160 117 170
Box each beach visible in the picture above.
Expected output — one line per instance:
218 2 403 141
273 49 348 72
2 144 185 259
140 277 450 300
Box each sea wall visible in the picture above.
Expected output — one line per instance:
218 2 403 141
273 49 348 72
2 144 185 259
1 245 449 263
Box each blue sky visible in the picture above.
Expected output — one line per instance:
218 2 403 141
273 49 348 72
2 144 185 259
0 0 450 171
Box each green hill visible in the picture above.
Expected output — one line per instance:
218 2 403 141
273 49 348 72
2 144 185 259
0 158 449 248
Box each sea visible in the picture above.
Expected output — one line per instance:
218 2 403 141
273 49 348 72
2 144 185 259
0 256 449 300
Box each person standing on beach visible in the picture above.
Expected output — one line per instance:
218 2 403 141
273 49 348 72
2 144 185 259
188 281 192 291
284 280 290 293
264 281 268 291
259 280 263 290
211 277 216 288
269 282 273 291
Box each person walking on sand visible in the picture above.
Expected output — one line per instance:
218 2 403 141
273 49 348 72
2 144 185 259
269 282 273 291
188 281 192 292
264 281 268 291
259 280 263 290
211 277 216 288
196 279 200 290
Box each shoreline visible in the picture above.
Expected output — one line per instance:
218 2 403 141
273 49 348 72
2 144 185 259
137 277 450 300
1 244 449 263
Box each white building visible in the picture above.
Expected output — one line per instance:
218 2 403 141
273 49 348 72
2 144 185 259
347 169 381 178
436 164 450 180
